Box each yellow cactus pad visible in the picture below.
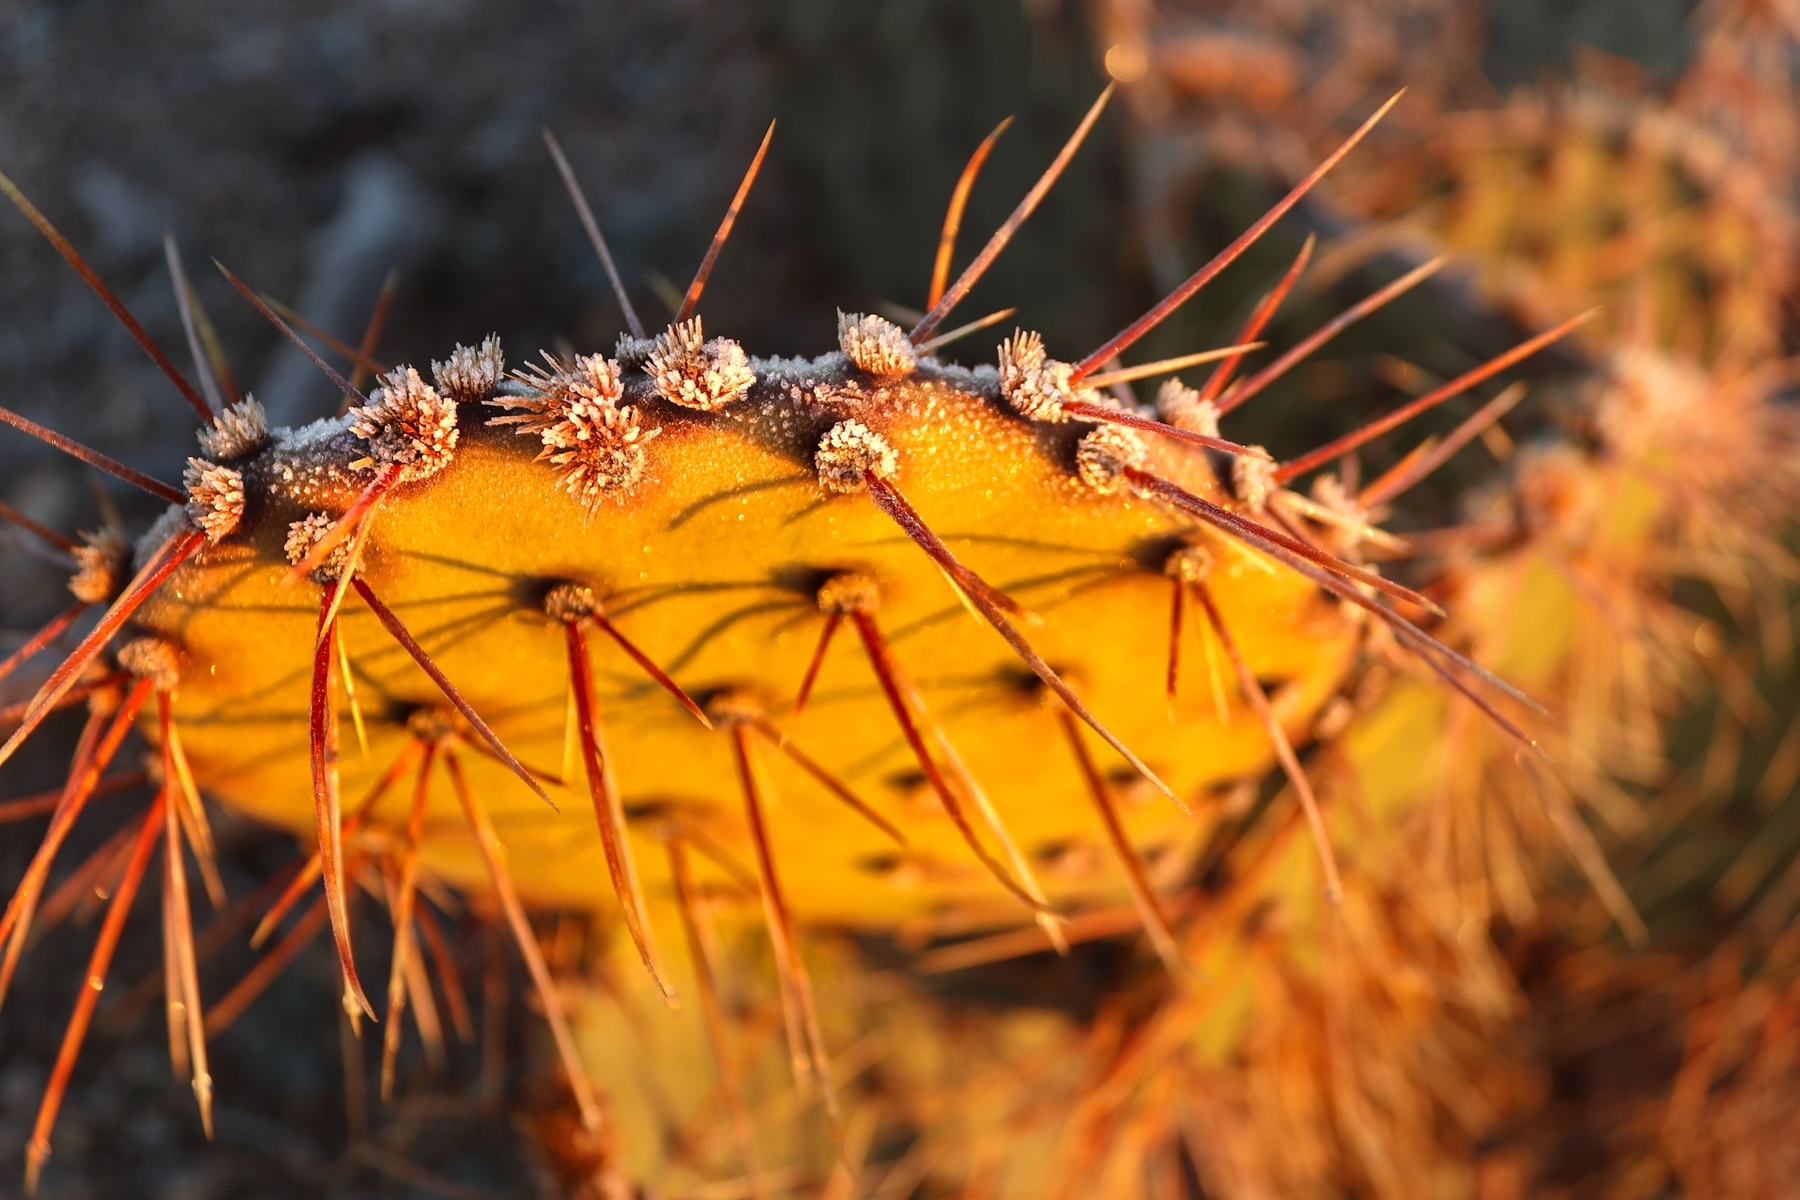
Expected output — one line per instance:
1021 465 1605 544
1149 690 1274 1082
137 353 1360 933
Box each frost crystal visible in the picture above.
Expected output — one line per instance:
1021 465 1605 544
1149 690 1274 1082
431 335 505 405
613 333 657 369
646 318 755 412
816 571 880 615
347 366 459 483
997 329 1096 422
838 311 917 378
487 353 661 510
1163 544 1213 583
814 420 898 494
1075 425 1147 495
284 513 354 583
116 636 182 690
196 396 269 461
68 528 129 604
183 458 246 542
1232 447 1279 510
1155 379 1221 437
542 582 599 623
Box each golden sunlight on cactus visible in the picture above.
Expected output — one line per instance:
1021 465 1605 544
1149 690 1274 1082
4 5 1800 1196
141 345 1359 929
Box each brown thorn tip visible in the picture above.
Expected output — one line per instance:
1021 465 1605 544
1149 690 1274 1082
252 742 421 951
214 260 371 409
164 234 224 416
927 115 1013 311
1215 256 1445 417
0 499 78 552
677 120 775 323
911 84 1115 345
914 306 1017 354
542 583 709 727
1276 308 1596 482
0 603 86 689
445 750 604 1131
729 726 839 1127
1192 582 1344 906
594 612 711 728
0 404 184 504
1072 90 1403 381
1359 381 1527 508
791 611 841 716
206 894 330 1040
543 129 645 340
0 168 212 422
565 621 678 1004
1196 234 1315 406
26 796 166 1195
346 271 400 401
1255 528 1546 719
1058 712 1187 973
1081 342 1266 389
311 596 374 1021
259 294 389 378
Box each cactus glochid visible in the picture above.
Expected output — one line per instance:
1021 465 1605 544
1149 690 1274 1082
1 70 1782 1198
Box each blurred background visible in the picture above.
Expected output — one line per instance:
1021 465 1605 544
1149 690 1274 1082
3 0 1797 1196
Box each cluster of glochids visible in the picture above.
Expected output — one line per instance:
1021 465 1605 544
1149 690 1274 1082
0 87 1603 1193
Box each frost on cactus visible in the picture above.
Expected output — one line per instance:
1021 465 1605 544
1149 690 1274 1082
486 349 661 510
645 317 757 412
347 365 460 483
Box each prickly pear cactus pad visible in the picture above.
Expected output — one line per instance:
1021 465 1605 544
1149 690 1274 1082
18 13 1800 1189
136 339 1357 930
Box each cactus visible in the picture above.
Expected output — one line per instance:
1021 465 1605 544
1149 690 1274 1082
1 17 1797 1195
